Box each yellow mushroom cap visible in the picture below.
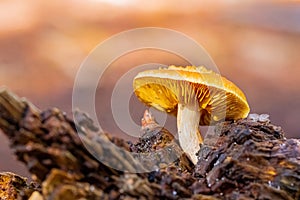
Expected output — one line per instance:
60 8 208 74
133 65 250 125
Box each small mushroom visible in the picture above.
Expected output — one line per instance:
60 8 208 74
133 66 250 164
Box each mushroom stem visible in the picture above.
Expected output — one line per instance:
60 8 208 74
177 103 202 164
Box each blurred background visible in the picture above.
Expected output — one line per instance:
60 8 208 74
0 0 299 177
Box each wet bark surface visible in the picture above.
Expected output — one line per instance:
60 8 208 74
0 88 299 200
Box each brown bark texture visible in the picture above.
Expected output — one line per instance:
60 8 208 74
0 88 299 200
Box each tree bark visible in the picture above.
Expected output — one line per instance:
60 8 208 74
0 88 299 200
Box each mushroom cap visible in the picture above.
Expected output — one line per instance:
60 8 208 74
133 66 250 125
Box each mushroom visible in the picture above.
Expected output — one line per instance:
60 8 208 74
133 65 250 164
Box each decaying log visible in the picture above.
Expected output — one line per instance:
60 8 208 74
0 172 38 200
0 88 299 200
193 119 300 199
